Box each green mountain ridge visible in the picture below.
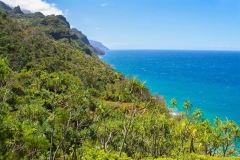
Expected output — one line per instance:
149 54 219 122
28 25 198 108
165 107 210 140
0 2 105 56
0 1 11 11
0 1 240 159
13 6 24 14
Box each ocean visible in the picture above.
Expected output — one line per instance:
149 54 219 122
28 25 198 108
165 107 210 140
101 50 240 125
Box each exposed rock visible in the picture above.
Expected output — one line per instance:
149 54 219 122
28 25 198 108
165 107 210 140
56 15 70 28
72 28 90 45
13 6 23 14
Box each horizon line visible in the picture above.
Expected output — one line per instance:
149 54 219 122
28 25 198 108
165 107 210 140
106 48 240 52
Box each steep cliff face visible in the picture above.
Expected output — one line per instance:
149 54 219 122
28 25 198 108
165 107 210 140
89 40 109 51
39 15 78 41
0 1 11 11
72 28 90 45
72 28 106 55
0 1 107 56
0 8 119 87
93 47 105 55
13 6 24 14
56 15 70 28
0 1 98 56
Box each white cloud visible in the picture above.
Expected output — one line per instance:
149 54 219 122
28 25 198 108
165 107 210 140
1 0 63 15
101 3 108 7
64 9 70 17
96 27 100 30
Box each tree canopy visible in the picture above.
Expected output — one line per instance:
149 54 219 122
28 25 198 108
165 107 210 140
0 4 239 159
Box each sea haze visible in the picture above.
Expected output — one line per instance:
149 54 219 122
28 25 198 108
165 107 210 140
101 50 240 124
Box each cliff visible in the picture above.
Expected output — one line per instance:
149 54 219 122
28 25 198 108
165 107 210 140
0 2 99 56
89 40 109 51
72 28 105 55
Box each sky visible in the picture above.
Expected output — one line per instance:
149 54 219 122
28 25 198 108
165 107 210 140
2 0 240 50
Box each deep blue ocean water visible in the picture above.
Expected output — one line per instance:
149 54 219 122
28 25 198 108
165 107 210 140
101 50 240 125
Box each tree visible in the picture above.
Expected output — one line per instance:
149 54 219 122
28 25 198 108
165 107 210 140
183 99 192 115
170 98 177 108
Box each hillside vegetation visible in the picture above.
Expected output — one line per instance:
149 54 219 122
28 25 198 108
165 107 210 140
0 2 240 160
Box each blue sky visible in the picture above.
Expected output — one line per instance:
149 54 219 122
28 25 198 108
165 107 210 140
3 0 240 50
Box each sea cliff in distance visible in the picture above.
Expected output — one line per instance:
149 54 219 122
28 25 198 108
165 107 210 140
89 40 110 51
0 1 239 159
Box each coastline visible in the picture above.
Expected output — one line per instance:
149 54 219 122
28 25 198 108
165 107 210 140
102 49 240 125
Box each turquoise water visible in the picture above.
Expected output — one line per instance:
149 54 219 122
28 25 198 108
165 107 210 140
101 50 240 124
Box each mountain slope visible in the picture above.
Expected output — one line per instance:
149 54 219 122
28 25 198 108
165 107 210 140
0 3 102 56
0 9 121 91
72 28 105 55
0 1 11 11
0 1 239 160
72 28 90 45
89 40 109 51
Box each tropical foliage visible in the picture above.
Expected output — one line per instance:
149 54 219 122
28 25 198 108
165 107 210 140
0 4 239 159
